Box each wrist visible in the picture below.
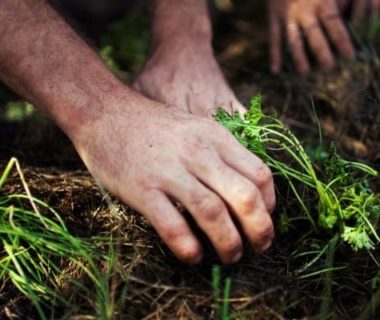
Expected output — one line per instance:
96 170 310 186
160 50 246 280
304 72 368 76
152 18 212 47
50 75 132 142
151 0 212 48
151 31 214 58
68 87 163 152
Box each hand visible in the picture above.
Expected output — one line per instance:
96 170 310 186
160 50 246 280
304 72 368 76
337 0 380 24
133 37 246 117
72 92 275 264
0 0 273 265
268 0 355 74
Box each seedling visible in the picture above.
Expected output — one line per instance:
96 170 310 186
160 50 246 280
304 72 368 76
216 94 380 251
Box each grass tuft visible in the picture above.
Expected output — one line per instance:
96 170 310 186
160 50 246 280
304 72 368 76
0 158 120 319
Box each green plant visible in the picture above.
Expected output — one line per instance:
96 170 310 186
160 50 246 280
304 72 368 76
0 158 120 319
100 12 149 73
212 265 232 320
215 94 380 251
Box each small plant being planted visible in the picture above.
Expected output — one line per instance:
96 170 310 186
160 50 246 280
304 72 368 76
216 94 380 252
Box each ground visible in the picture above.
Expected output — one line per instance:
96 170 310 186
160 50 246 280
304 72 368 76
1 1 380 319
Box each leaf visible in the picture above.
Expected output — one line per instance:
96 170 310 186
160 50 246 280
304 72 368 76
215 110 245 134
342 226 375 251
245 93 263 125
319 210 338 229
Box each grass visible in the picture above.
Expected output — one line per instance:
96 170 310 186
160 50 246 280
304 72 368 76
0 158 125 319
0 158 236 319
212 265 232 320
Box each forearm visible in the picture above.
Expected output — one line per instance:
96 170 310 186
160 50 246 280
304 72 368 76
151 0 212 47
0 0 129 138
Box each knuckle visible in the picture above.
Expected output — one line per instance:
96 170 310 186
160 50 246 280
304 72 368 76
212 120 232 135
198 118 218 131
239 187 259 212
210 123 230 140
255 165 273 188
185 135 204 155
257 217 275 242
136 174 162 191
136 176 151 191
176 243 202 264
210 119 225 130
196 196 225 221
162 223 189 242
267 194 277 213
223 236 243 258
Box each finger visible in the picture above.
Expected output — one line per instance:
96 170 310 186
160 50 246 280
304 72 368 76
337 0 350 13
136 189 203 264
286 21 310 74
215 94 247 118
352 0 367 24
371 0 380 18
163 171 243 264
234 101 247 117
300 18 335 70
216 135 276 213
268 1 282 73
186 154 274 253
321 14 355 59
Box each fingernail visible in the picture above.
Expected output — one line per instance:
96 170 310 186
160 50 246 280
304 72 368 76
261 239 273 253
232 250 243 264
190 253 203 265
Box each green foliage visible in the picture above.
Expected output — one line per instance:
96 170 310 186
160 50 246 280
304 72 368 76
1 101 35 121
215 94 380 251
100 45 122 73
0 158 120 319
353 17 380 42
100 13 149 73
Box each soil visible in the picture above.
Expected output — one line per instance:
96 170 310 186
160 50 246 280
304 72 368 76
1 1 380 319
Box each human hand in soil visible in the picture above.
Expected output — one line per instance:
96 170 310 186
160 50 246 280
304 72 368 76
268 0 355 74
72 93 275 264
337 0 380 24
0 0 275 265
133 0 245 117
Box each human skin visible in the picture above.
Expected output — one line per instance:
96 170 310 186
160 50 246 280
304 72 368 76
133 0 246 117
268 0 370 74
0 0 275 264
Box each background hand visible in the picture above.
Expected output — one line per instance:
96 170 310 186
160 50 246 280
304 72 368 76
133 37 246 117
268 0 355 74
